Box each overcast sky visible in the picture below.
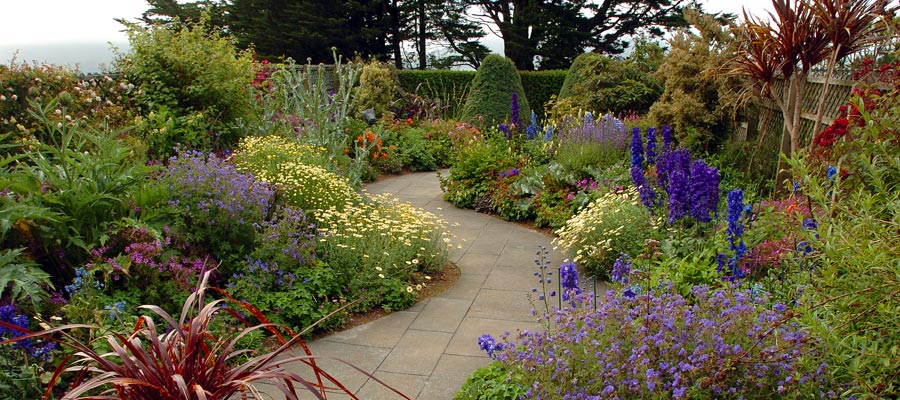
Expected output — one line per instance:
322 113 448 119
1 0 776 72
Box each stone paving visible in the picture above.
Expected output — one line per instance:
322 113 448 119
263 170 574 399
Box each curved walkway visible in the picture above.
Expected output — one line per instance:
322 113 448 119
271 170 568 399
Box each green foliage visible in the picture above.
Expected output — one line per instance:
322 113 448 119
455 361 525 400
440 133 520 210
555 44 664 116
5 99 154 270
784 83 900 397
558 52 600 99
397 70 474 119
117 18 256 151
356 61 399 117
461 54 531 128
518 70 566 119
0 344 49 400
648 9 745 152
260 53 367 186
394 128 437 172
133 106 215 160
0 248 52 308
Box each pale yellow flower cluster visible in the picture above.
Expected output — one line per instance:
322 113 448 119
317 193 451 279
234 136 356 212
233 136 327 172
554 187 639 267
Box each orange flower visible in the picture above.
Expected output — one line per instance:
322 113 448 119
381 152 389 160
342 148 349 154
406 117 413 126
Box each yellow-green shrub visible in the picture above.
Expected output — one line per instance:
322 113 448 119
356 61 399 117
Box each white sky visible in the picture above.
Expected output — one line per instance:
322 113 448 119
0 0 776 70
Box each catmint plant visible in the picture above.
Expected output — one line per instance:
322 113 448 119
486 287 831 399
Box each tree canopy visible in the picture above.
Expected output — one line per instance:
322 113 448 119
137 0 691 70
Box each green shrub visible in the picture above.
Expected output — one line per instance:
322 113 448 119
555 44 663 116
519 70 566 119
558 52 601 100
356 61 399 117
395 128 438 172
461 54 531 128
116 19 255 152
440 133 520 209
455 361 525 400
3 99 155 271
785 78 900 397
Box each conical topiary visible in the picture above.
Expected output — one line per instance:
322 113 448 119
461 54 530 128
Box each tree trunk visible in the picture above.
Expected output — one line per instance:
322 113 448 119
390 0 402 69
811 46 841 150
417 0 426 69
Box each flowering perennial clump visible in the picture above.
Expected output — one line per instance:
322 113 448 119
555 188 657 277
557 113 628 147
315 193 451 280
721 189 748 281
629 127 720 225
486 287 831 399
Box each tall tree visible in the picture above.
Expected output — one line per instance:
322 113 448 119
467 0 693 70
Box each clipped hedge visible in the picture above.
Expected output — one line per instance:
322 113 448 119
461 54 531 128
519 70 566 119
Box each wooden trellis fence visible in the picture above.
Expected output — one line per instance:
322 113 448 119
738 68 864 183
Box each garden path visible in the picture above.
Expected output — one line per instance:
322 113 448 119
261 170 571 399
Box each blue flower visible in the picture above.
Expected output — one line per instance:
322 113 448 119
559 261 582 301
826 165 837 180
478 334 505 357
525 112 540 139
630 127 644 168
611 254 632 284
646 127 657 166
542 125 554 141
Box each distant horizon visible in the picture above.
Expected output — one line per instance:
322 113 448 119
1 41 131 74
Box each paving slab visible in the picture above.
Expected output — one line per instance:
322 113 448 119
467 289 538 322
379 329 453 375
326 311 418 348
410 298 472 332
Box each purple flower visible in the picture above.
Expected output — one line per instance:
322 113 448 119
611 254 632 284
826 165 837 180
646 127 657 165
631 166 657 210
511 92 520 127
499 168 520 179
688 159 720 222
478 334 505 357
499 123 511 139
668 167 689 224
661 124 673 153
559 261 582 301
631 127 644 168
